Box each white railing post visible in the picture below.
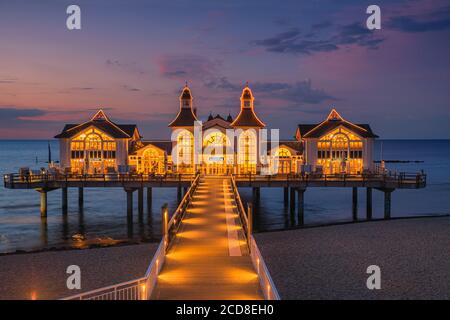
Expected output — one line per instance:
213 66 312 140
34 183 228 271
247 202 252 248
162 203 168 253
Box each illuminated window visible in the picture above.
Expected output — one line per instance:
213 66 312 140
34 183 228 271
276 148 291 158
177 130 193 165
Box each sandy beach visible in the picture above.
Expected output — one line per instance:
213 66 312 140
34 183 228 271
255 216 450 299
1 216 449 300
0 243 159 300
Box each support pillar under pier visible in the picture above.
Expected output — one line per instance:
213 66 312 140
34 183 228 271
62 187 68 214
352 187 358 221
125 189 134 217
384 189 394 219
366 187 373 220
289 187 296 214
283 187 289 206
78 187 84 209
297 188 305 226
138 188 144 216
252 187 260 204
147 187 152 213
177 186 182 202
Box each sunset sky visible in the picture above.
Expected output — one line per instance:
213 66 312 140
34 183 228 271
0 0 449 139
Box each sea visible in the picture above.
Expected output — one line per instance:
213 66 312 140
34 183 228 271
0 140 449 254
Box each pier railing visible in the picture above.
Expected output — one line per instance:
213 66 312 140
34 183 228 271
233 171 426 189
61 174 200 301
230 175 281 300
165 173 200 250
62 239 166 300
4 172 194 184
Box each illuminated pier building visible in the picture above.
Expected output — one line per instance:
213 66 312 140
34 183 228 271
55 84 377 175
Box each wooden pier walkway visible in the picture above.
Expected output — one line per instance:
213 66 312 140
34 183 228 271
151 176 263 300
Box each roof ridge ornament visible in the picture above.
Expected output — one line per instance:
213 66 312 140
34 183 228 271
326 108 343 121
91 109 110 122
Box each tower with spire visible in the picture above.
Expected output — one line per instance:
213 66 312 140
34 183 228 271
168 84 198 173
168 84 198 127
231 83 265 174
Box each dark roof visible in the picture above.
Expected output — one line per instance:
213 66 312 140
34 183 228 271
298 121 378 138
263 140 303 155
130 140 172 155
226 113 233 122
143 140 172 155
54 121 137 139
168 108 199 127
231 108 265 128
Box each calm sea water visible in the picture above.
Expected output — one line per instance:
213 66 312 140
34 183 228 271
0 140 449 254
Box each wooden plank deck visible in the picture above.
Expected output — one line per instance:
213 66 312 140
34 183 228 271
152 176 263 300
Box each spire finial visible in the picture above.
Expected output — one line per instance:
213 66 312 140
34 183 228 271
185 80 188 87
245 81 249 87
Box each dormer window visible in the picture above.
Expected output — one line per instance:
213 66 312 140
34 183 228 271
244 101 250 108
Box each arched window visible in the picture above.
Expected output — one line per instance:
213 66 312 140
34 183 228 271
176 130 194 166
238 130 257 174
142 148 163 174
317 127 363 174
276 148 291 158
331 133 349 160
203 131 229 156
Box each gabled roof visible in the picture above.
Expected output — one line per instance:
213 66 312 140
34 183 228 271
132 140 173 155
54 110 137 139
297 109 378 139
263 140 303 155
203 116 233 130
